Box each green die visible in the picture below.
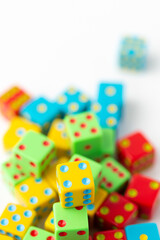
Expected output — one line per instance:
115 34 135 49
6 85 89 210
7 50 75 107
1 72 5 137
1 158 29 193
69 154 102 192
65 112 103 157
54 202 89 240
100 157 131 193
13 130 56 178
23 226 55 240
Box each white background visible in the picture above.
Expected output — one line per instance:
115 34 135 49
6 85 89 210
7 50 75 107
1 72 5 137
0 0 160 229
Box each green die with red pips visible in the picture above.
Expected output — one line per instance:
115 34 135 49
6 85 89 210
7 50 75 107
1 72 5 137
64 112 103 157
23 226 55 240
54 202 89 240
12 130 56 178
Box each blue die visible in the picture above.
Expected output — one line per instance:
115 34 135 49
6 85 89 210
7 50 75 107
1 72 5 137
20 97 59 133
125 223 160 240
119 36 147 70
56 87 90 116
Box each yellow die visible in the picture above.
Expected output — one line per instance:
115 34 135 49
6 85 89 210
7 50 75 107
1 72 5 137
3 117 41 151
47 119 70 157
15 177 58 217
44 157 69 191
44 211 55 233
56 161 95 208
87 188 108 227
0 203 36 239
0 236 14 240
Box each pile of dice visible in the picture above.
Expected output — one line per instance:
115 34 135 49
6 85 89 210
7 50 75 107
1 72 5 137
0 83 159 240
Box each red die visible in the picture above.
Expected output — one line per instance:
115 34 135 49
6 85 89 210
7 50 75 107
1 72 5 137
89 236 92 240
125 174 160 219
0 86 31 120
117 132 155 173
94 229 127 240
96 192 138 229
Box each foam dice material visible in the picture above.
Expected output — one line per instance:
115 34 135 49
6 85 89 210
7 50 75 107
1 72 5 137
1 158 29 193
0 86 31 120
69 154 102 192
117 132 155 173
65 112 103 157
48 119 70 157
56 160 95 208
44 157 69 191
96 192 138 229
119 37 147 70
3 117 41 151
13 130 56 178
87 188 108 227
56 87 90 116
45 211 55 233
125 223 160 240
54 202 89 240
0 203 36 239
20 97 59 133
0 236 14 240
23 226 55 240
94 229 127 240
15 177 58 217
100 157 131 193
125 174 160 219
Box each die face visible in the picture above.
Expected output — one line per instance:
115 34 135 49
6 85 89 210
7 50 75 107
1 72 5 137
2 159 29 192
45 212 55 233
0 86 31 120
94 229 127 240
0 236 14 240
56 87 90 115
0 203 36 239
96 192 138 229
100 157 131 193
54 203 89 240
56 160 95 208
13 131 56 178
65 112 103 156
15 177 58 216
48 119 70 152
20 97 59 131
117 132 155 173
125 174 160 219
69 154 102 191
3 117 41 151
101 129 116 157
125 223 160 240
23 226 55 240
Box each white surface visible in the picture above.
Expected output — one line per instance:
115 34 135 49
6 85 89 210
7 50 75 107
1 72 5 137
0 0 160 229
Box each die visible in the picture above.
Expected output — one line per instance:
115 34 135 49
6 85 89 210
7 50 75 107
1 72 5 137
1 158 29 193
100 157 131 193
12 130 56 178
53 202 89 240
0 86 31 120
0 236 14 240
65 111 103 157
15 177 58 218
69 154 102 192
96 192 138 229
48 119 70 158
20 97 59 133
125 174 160 219
125 223 160 240
56 87 90 116
119 37 147 70
56 160 95 208
3 117 41 151
0 203 36 239
94 229 127 240
23 226 55 240
44 157 69 191
87 188 108 227
117 132 155 173
44 211 55 233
